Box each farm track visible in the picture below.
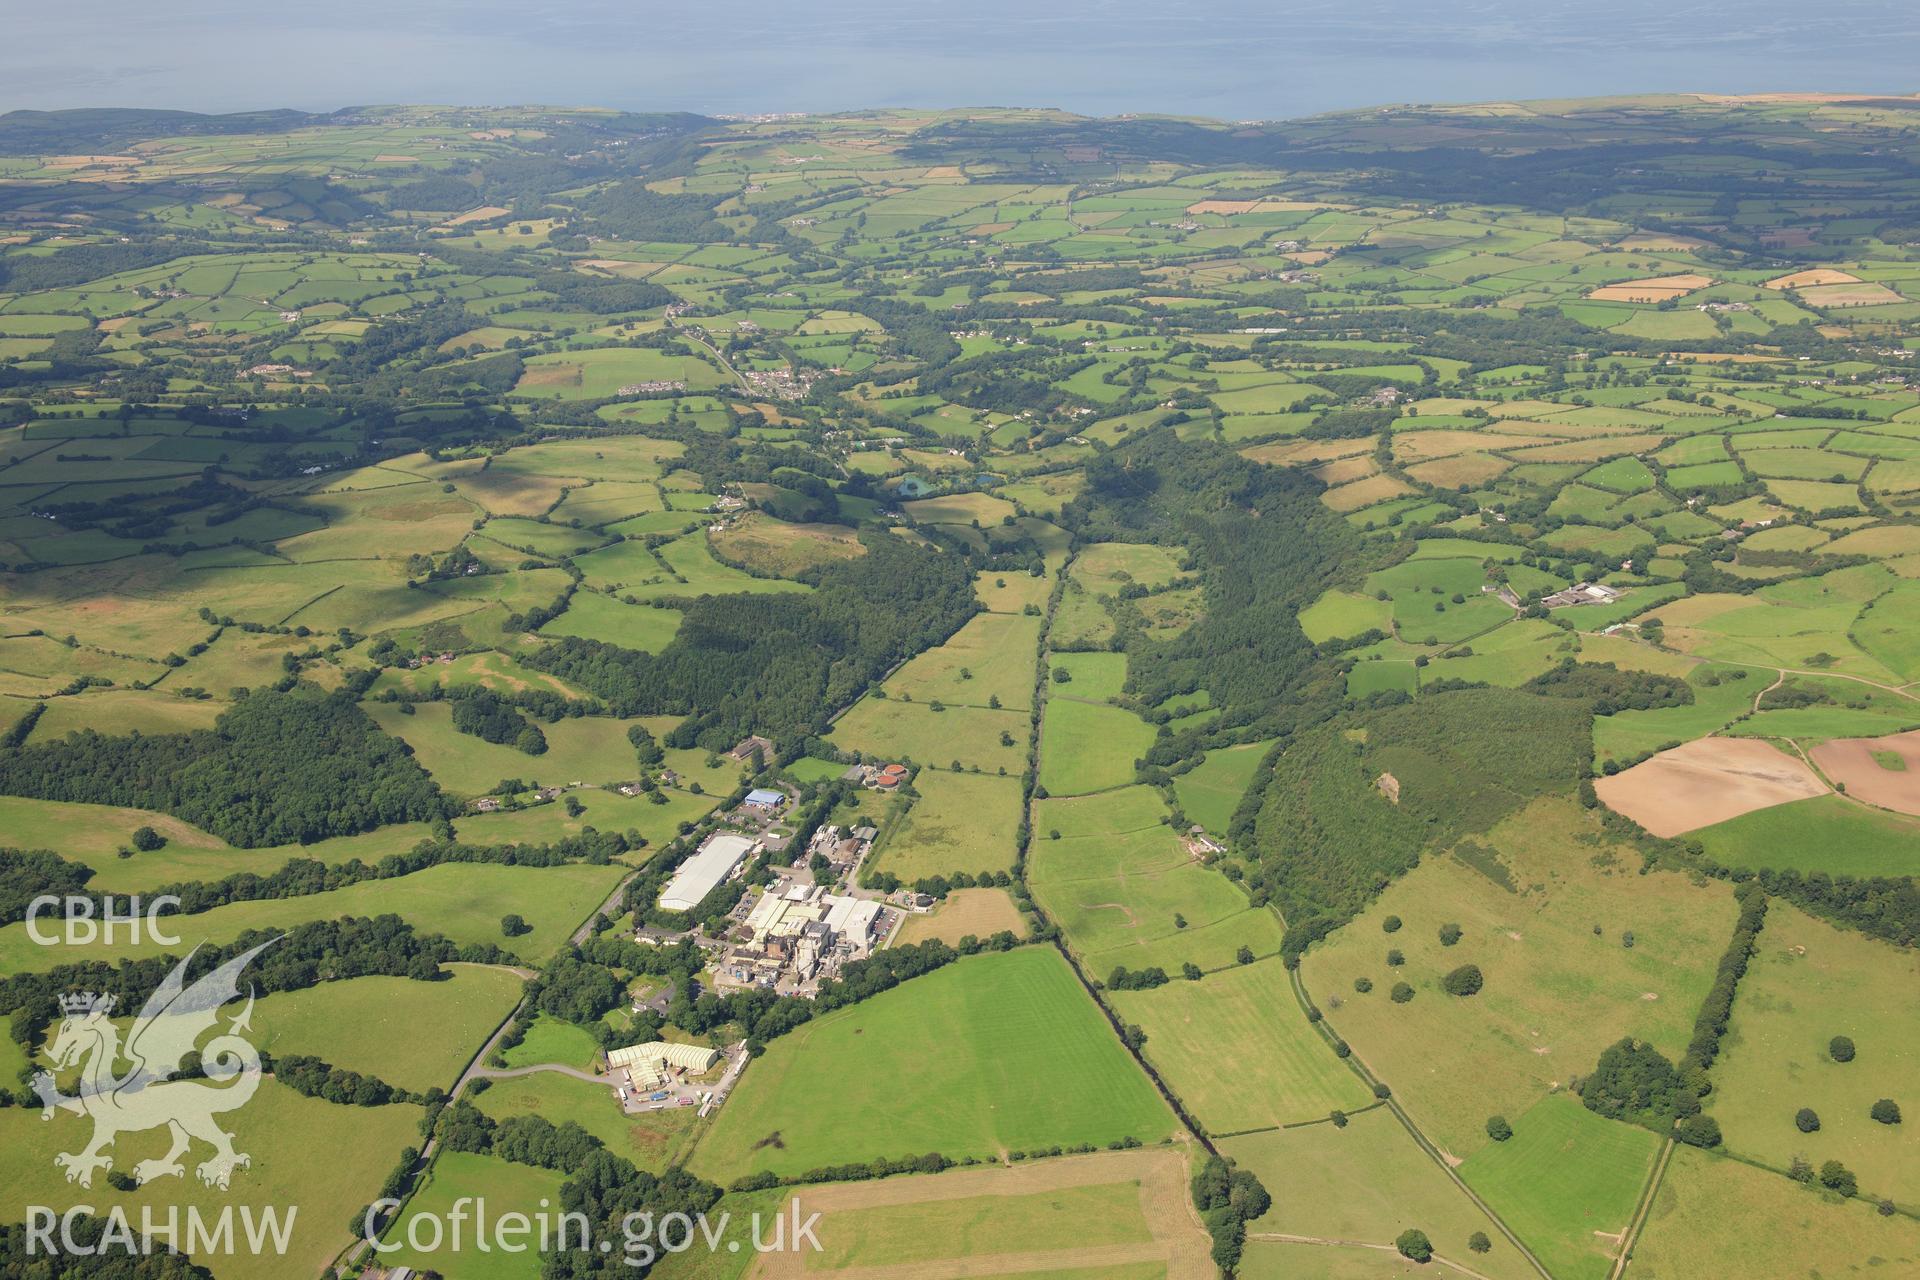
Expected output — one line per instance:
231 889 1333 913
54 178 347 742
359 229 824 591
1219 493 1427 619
1607 1137 1674 1280
1285 962 1556 1280
472 1061 604 1084
1247 1233 1503 1280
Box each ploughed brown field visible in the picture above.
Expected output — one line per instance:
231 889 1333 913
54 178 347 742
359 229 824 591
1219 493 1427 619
1811 729 1920 816
1594 737 1827 837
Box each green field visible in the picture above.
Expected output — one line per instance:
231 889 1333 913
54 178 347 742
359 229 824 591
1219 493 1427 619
886 611 1044 710
829 696 1030 773
871 768 1024 881
1072 542 1184 594
1109 957 1373 1133
1300 589 1394 643
500 1013 604 1070
1705 902 1920 1205
0 1084 421 1280
382 1151 565 1280
1030 787 1286 972
1048 649 1128 701
476 1072 703 1171
687 947 1175 1181
539 589 685 650
253 966 523 1093
0 794 437 890
1630 1145 1920 1279
1221 1108 1534 1280
1172 741 1272 832
1039 698 1157 796
1689 793 1920 877
1299 798 1737 1159
1458 1093 1660 1280
0 861 625 972
365 701 668 795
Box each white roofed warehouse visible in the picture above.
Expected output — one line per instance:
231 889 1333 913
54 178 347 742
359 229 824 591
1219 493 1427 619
607 1041 721 1089
658 832 757 912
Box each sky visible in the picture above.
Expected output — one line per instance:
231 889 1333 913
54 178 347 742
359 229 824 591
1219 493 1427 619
6 0 1918 121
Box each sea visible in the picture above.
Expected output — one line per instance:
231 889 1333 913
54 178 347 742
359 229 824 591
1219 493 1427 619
6 0 1919 121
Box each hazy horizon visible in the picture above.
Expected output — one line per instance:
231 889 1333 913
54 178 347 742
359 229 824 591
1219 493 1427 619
7 0 1918 122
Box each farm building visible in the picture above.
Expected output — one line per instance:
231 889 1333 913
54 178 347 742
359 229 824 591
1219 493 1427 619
658 832 758 911
743 787 788 811
607 1040 721 1088
1542 581 1623 608
730 735 775 763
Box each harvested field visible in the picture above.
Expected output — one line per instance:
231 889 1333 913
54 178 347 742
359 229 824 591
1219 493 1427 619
1798 282 1907 307
1240 437 1374 468
749 1147 1213 1280
1407 453 1513 488
1809 728 1920 815
1322 472 1415 512
1586 274 1713 303
895 888 1029 945
1314 454 1380 485
1393 430 1551 461
1594 737 1827 837
1762 268 1861 289
440 204 511 226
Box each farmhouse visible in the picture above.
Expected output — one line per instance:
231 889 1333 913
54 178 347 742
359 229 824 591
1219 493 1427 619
658 832 758 912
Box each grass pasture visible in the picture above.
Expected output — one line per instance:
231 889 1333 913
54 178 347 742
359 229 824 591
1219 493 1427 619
252 966 523 1094
364 701 666 794
1029 787 1284 973
0 1084 421 1280
1039 698 1157 795
1690 793 1920 878
829 695 1029 773
498 1013 604 1071
748 1149 1212 1279
1109 957 1373 1133
1298 798 1737 1159
872 768 1024 881
382 1151 564 1280
687 947 1175 1182
1629 1144 1920 1279
885 611 1043 710
1457 1092 1659 1280
0 860 624 973
1220 1108 1534 1280
1705 902 1920 1205
1072 542 1185 595
1173 741 1273 832
476 1072 701 1171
